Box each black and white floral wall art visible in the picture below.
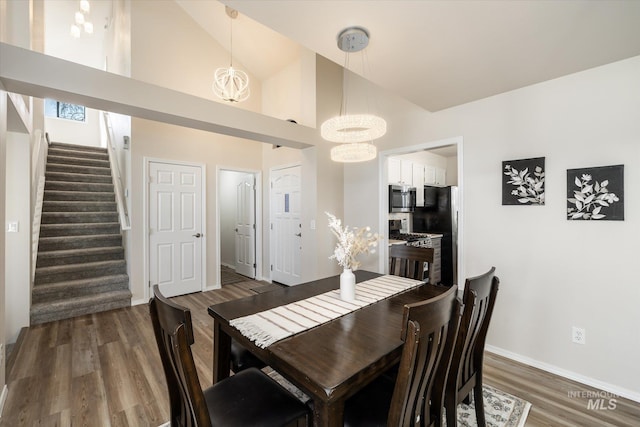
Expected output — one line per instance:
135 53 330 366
567 165 624 221
502 157 545 205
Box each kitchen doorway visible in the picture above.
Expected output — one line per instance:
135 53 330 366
379 136 464 287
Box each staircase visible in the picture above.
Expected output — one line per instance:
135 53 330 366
31 142 131 324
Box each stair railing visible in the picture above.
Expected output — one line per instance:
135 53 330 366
31 130 48 283
102 112 131 230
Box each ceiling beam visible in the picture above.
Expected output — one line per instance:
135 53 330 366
0 42 319 149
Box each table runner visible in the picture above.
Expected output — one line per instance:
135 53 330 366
230 275 423 348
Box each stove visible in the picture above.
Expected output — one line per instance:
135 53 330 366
389 233 434 248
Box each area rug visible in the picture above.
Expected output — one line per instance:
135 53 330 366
264 368 530 427
453 384 531 427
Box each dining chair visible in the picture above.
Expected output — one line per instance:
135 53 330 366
389 244 435 282
149 285 309 427
230 339 266 372
444 267 499 427
343 285 462 427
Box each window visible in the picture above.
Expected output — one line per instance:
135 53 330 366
44 99 86 122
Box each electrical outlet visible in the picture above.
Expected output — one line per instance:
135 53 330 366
572 327 586 344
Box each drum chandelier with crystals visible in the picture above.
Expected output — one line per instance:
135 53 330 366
322 27 386 162
330 142 377 163
212 7 250 103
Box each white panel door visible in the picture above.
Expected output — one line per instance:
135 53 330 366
149 162 203 298
270 166 302 286
235 174 256 278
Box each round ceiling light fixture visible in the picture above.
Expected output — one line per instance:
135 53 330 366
322 26 386 161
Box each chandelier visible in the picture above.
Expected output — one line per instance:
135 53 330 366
330 142 377 163
322 27 386 162
212 6 250 103
70 0 93 38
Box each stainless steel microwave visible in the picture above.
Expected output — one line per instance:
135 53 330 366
389 185 416 213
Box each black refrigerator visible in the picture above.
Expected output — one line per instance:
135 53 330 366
412 185 458 286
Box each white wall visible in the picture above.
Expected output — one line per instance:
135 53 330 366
0 87 8 398
5 132 30 344
129 118 264 302
131 0 262 114
45 107 102 147
262 50 316 128
344 56 640 399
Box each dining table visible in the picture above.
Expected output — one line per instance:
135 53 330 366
207 270 447 427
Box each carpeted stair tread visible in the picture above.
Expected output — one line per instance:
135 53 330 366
30 289 132 324
48 148 109 160
36 246 124 267
42 200 117 212
32 274 129 303
41 211 119 224
47 155 110 168
49 142 107 153
39 222 121 237
46 163 111 176
45 171 112 184
38 234 122 251
34 259 126 285
45 180 114 192
44 189 115 201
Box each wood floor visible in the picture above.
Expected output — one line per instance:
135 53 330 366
2 280 639 426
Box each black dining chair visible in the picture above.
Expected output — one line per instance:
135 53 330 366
149 285 309 427
444 267 499 427
343 285 461 427
389 244 436 283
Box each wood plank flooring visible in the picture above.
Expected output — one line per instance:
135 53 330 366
2 280 639 426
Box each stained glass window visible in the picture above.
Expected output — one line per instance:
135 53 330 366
44 99 86 122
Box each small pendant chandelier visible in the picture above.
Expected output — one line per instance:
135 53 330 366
70 0 94 38
323 27 386 163
212 6 250 103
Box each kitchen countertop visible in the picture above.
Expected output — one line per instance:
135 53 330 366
388 233 444 246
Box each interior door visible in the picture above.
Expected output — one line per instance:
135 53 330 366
235 173 256 278
149 161 203 298
270 166 302 286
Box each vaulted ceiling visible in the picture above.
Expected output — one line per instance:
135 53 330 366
207 0 640 112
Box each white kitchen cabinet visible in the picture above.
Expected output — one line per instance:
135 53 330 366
388 158 402 184
401 160 413 185
435 167 446 186
424 165 437 185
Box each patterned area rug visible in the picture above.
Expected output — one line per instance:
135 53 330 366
264 368 530 427
454 384 531 427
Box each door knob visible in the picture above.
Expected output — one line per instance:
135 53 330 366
295 232 302 237
193 233 202 238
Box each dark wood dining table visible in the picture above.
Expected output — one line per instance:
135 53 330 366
207 270 447 427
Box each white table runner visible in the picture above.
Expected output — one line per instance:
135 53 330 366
230 275 423 348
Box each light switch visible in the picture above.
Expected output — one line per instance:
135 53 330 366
310 220 316 230
6 221 18 232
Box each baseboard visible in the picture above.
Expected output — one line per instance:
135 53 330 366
486 345 640 403
0 384 8 419
131 298 147 306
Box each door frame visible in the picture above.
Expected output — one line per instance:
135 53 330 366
143 157 207 303
378 136 464 287
216 166 263 288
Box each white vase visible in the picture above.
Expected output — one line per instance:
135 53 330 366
340 268 356 302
